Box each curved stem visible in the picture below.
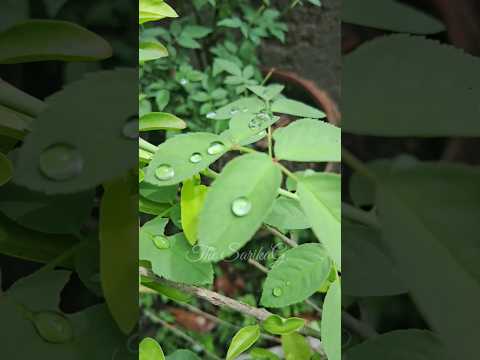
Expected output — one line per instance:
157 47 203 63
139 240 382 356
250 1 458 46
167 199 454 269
139 137 158 153
342 147 377 183
342 203 380 230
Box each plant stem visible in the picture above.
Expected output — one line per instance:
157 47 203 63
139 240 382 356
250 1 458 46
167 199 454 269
260 68 276 86
201 168 219 179
277 188 299 200
268 126 273 158
342 147 376 183
264 225 298 247
38 237 87 273
275 162 300 182
145 310 221 360
139 137 158 153
342 202 380 230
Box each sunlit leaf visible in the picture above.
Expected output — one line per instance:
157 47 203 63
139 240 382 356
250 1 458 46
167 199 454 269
226 325 261 360
321 278 341 360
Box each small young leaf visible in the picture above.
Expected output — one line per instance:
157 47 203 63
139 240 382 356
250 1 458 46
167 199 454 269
139 0 178 24
198 153 282 262
273 119 340 162
139 40 169 62
181 179 208 245
226 325 261 360
297 173 341 269
321 278 341 360
140 112 186 131
271 98 326 119
261 243 332 308
140 337 165 360
281 333 312 360
262 314 305 335
0 20 112 64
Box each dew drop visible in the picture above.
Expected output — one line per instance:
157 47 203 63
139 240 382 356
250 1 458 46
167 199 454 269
153 235 170 249
189 152 203 164
231 197 252 217
33 311 74 344
207 141 225 155
206 112 217 119
155 164 175 181
39 143 83 181
180 78 189 85
122 116 139 139
272 287 283 297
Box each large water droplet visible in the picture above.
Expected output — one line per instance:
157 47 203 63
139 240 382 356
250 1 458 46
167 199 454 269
155 164 174 181
39 143 83 181
206 112 217 119
122 116 139 139
153 235 170 249
189 152 203 164
207 141 225 155
272 287 283 297
231 197 252 217
33 311 74 344
180 78 189 86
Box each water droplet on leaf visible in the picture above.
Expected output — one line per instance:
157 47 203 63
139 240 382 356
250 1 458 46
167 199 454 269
155 164 175 181
189 152 203 164
122 116 139 139
207 141 225 155
272 287 283 297
231 197 252 217
180 78 189 85
206 112 217 119
153 235 170 249
33 311 73 344
39 143 83 181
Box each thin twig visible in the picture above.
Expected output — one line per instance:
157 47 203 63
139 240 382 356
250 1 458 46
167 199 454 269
264 225 298 247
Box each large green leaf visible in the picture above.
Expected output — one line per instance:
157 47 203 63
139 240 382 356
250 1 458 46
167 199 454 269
343 223 407 296
0 270 131 359
271 98 326 119
145 133 231 187
264 197 310 230
140 338 165 360
273 118 340 162
344 330 450 359
261 244 332 308
0 20 112 64
297 173 341 269
99 177 138 335
15 69 137 194
281 333 312 360
140 224 213 285
321 278 341 360
342 0 445 34
226 325 261 360
343 35 480 137
198 153 282 262
377 163 480 360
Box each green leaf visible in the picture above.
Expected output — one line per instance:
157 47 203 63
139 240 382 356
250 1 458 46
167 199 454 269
262 315 305 335
247 84 284 101
182 25 212 39
211 97 265 120
145 132 231 187
0 104 32 140
140 182 177 204
250 348 280 360
343 35 480 137
273 118 340 162
140 196 171 215
271 98 326 119
156 90 170 111
167 350 201 360
213 58 242 77
139 0 178 24
281 333 312 360
0 20 112 64
0 78 46 117
343 0 445 34
321 278 341 360
198 153 282 262
228 112 279 144
0 152 13 186
177 34 201 49
0 213 78 265
297 173 341 269
140 40 169 62
343 223 407 296
181 179 208 246
15 69 137 194
345 330 450 359
141 280 192 303
376 163 480 359
99 177 138 334
140 228 213 285
140 112 186 131
261 243 332 308
226 325 261 360
140 337 165 360
264 197 310 230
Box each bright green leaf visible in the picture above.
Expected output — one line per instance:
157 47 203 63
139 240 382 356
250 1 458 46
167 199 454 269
140 112 186 131
140 337 165 360
226 325 261 360
262 315 305 335
181 179 208 246
264 197 310 230
281 333 312 360
140 40 169 62
271 98 326 119
321 278 341 360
